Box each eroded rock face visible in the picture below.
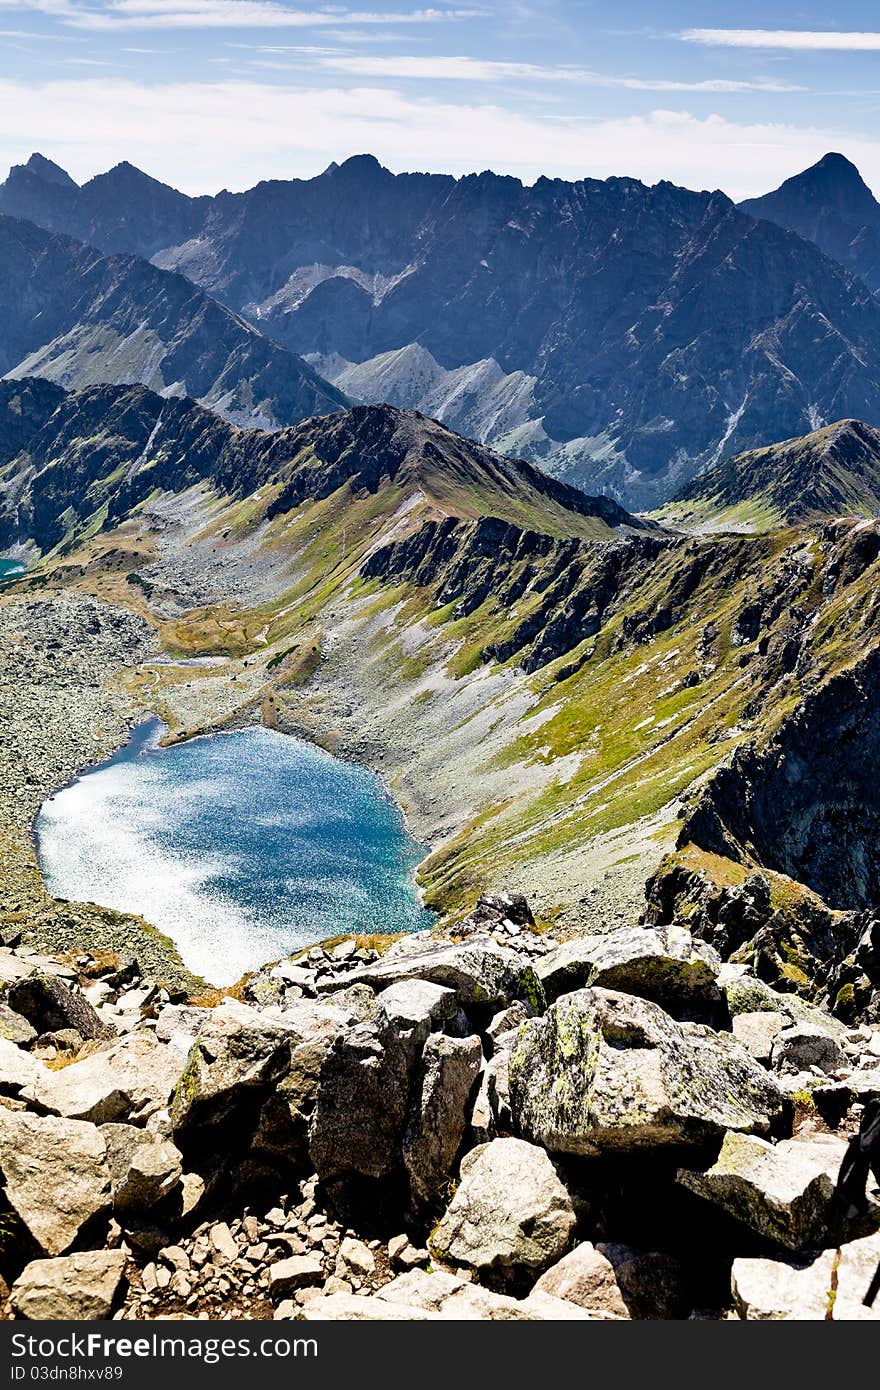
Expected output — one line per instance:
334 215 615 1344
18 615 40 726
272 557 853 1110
509 988 789 1157
6 973 114 1042
429 1138 576 1281
0 1110 110 1255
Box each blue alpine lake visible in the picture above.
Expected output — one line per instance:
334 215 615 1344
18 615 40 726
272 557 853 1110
35 719 433 983
0 559 25 581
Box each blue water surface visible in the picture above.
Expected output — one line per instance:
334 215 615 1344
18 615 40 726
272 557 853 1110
36 719 432 983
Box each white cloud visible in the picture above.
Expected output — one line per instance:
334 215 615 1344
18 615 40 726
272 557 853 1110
0 78 877 200
309 53 803 91
682 28 880 51
65 1 484 31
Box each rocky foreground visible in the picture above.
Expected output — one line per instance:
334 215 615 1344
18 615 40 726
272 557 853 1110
1 894 879 1321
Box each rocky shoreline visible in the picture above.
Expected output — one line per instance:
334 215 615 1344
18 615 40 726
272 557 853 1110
1 890 879 1321
0 589 198 992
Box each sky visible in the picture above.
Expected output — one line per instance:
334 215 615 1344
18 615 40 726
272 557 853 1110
3 2 880 196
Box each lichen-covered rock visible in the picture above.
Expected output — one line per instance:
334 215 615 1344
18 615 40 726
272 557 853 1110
0 1001 37 1046
678 1132 877 1250
322 940 545 1012
535 925 721 1012
404 1032 482 1208
0 1110 110 1255
429 1137 576 1280
770 1024 846 1076
718 965 844 1037
533 1241 690 1319
11 1250 127 1320
24 1032 183 1125
509 987 790 1157
171 1001 313 1159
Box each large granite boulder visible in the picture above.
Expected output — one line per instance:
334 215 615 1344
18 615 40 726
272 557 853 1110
10 1250 127 1320
678 1132 876 1250
731 1250 838 1320
536 926 721 1012
23 1033 183 1125
770 1025 846 1077
509 988 790 1157
429 1138 576 1281
308 1012 418 1181
102 1123 184 1215
171 1001 307 1156
532 1241 690 1320
403 1032 483 1208
321 940 545 1012
0 1002 37 1046
0 1110 110 1255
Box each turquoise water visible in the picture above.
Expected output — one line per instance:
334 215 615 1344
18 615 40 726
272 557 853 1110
36 719 432 983
0 559 25 581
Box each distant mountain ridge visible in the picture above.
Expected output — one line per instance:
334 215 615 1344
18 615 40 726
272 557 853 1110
741 153 880 295
0 212 347 431
657 417 880 532
9 153 880 507
0 378 643 556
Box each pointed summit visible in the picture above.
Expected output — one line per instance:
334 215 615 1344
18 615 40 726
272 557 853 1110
740 152 880 292
22 153 78 189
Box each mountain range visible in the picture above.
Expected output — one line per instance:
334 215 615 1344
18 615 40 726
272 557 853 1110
657 416 880 533
0 211 347 432
0 377 639 559
741 152 880 297
7 153 880 508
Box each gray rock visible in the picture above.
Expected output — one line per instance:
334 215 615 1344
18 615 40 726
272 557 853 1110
731 1250 838 1320
250 1003 350 1169
770 1025 846 1077
533 1241 689 1319
108 1131 184 1215
429 1137 576 1280
486 1001 534 1048
0 1035 45 1093
536 925 721 1011
678 1132 876 1251
6 974 113 1041
170 1001 308 1150
268 1255 324 1292
0 1002 37 1046
833 1233 880 1320
23 1032 183 1124
308 1013 417 1181
10 1250 127 1320
322 940 545 1012
718 966 844 1037
376 979 457 1040
404 1033 483 1208
300 1293 440 1320
470 1050 511 1144
732 1011 785 1064
0 1109 110 1255
338 1237 375 1277
509 988 789 1158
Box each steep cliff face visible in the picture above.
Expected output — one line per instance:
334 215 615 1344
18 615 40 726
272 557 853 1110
10 154 880 504
682 649 880 912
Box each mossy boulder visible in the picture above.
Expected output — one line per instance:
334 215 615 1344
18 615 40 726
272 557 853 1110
509 987 790 1157
535 924 721 1014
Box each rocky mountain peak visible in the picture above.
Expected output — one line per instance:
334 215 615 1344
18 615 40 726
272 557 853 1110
20 153 78 189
